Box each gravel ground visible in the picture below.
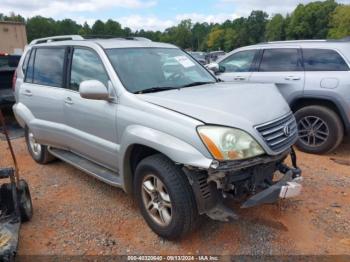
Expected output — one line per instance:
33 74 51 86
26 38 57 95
0 134 349 256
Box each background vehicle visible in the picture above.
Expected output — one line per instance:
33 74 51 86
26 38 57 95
0 54 20 107
188 51 207 65
207 51 226 63
13 35 302 239
208 39 350 154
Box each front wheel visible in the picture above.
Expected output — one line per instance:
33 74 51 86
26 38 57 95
134 154 199 239
295 106 344 154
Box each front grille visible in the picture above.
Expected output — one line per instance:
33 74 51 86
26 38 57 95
255 113 298 153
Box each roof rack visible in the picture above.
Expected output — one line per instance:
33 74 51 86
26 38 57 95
30 35 152 45
30 35 84 45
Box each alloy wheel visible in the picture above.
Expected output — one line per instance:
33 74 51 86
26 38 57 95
297 116 329 147
141 174 172 226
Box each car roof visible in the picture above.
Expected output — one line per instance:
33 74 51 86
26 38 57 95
236 39 350 50
29 36 177 50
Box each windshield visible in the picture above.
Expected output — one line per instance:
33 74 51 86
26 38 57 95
106 48 216 93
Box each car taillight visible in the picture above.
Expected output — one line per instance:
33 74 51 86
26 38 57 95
12 70 17 91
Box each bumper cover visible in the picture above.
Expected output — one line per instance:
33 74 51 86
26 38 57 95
241 167 302 208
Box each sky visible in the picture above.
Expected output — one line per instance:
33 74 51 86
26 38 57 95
1 0 349 31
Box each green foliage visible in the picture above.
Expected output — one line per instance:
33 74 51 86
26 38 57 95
286 0 338 39
328 5 350 38
2 0 349 51
265 14 285 41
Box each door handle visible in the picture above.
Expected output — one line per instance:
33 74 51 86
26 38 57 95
285 76 301 81
234 76 246 81
64 97 73 105
23 89 32 96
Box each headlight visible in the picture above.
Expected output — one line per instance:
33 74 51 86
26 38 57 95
197 126 265 160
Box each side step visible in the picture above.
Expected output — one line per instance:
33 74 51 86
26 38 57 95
48 147 122 187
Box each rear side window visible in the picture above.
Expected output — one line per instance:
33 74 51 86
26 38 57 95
25 50 35 83
25 48 66 87
302 49 349 71
259 48 302 72
33 48 65 87
22 51 31 75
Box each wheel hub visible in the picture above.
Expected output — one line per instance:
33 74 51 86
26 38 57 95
28 131 42 157
141 174 172 226
297 116 329 147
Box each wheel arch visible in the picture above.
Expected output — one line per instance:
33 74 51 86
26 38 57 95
290 96 348 135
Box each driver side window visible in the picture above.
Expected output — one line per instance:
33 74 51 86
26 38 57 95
70 48 109 91
219 50 257 73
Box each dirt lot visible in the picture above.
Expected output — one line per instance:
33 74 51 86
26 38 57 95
0 134 349 256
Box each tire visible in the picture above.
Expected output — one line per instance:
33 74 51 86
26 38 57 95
0 180 33 222
134 154 199 239
25 127 55 164
295 105 344 154
17 179 33 222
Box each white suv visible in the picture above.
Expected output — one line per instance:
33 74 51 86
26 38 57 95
208 39 350 154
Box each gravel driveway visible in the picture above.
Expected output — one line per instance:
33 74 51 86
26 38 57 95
0 137 349 256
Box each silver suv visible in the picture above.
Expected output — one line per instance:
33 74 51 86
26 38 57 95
208 39 350 154
13 35 302 239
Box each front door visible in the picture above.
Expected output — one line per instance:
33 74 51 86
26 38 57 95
63 47 118 171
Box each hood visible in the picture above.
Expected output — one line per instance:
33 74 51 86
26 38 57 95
138 82 291 128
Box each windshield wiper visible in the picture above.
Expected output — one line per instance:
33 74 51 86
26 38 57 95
135 87 175 94
180 81 215 88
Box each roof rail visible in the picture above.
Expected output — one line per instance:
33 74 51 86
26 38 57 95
83 35 152 41
30 35 84 45
265 39 327 44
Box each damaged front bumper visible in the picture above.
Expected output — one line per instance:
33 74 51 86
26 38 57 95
241 168 302 208
185 148 303 221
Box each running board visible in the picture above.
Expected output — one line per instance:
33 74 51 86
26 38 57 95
48 147 121 187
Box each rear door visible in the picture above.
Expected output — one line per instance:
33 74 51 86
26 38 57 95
216 49 258 82
249 48 305 103
63 47 118 170
18 47 68 147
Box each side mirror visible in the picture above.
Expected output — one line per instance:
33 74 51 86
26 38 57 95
79 80 109 100
206 62 219 73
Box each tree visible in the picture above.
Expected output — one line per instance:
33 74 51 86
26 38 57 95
104 19 123 36
286 0 338 39
56 19 81 35
265 14 285 41
91 20 105 36
246 10 268 43
207 27 225 50
328 5 350 39
192 22 211 51
26 16 57 41
223 28 238 51
79 22 92 36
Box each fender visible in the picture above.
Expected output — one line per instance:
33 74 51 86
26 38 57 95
118 125 213 193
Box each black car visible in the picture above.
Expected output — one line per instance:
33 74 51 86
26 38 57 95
0 54 20 107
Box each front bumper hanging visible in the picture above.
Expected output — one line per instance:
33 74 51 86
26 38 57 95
241 147 302 208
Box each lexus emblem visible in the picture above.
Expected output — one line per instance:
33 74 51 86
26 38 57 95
283 125 291 137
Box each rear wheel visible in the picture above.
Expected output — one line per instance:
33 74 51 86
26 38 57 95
295 105 343 154
134 154 199 239
25 127 55 164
